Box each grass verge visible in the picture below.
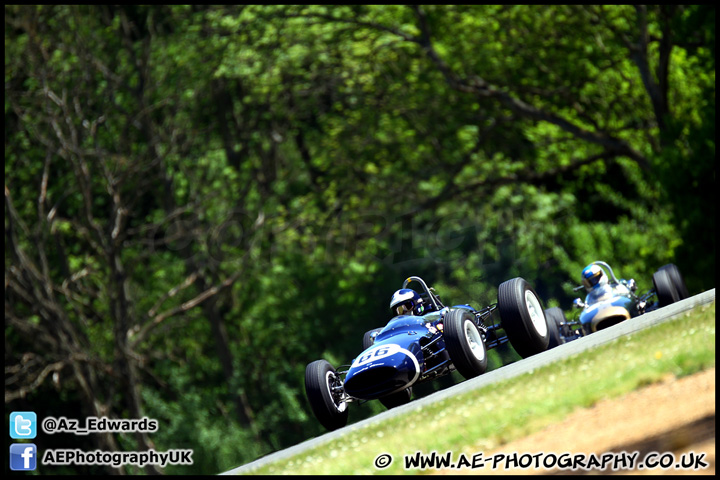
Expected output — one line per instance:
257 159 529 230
247 301 715 475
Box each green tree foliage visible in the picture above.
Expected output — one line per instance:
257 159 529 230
5 5 714 474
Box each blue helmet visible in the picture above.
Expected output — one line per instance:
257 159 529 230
581 264 608 292
389 288 425 316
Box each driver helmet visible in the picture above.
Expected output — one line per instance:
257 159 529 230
389 289 425 316
581 264 608 292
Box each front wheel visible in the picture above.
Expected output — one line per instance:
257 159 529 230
498 277 549 358
379 387 413 409
305 360 349 431
544 307 567 348
444 309 488 379
362 327 383 350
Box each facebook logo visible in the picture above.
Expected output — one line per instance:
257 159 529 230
10 443 37 471
10 411 37 439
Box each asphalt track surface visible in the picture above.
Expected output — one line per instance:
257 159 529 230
221 288 716 475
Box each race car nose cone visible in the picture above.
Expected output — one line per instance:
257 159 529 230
344 343 420 400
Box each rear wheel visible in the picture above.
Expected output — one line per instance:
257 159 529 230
498 277 549 358
444 309 488 379
305 360 349 431
658 264 689 300
653 268 679 308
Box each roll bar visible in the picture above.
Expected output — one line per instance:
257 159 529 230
402 276 444 311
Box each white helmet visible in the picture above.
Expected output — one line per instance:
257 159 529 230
389 289 425 316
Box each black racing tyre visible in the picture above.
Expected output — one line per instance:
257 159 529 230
544 307 567 348
444 309 488 379
498 277 549 358
658 263 689 300
362 327 383 350
379 387 412 409
305 360 349 431
653 268 679 308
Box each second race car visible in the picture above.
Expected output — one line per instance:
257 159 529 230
544 261 689 347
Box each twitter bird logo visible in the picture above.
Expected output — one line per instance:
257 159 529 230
10 412 37 439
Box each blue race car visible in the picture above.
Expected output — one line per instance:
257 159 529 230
544 261 689 347
305 275 550 431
